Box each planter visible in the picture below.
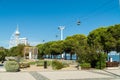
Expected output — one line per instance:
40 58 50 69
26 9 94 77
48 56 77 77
106 62 119 67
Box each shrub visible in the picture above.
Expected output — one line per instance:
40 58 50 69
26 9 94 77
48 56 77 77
4 61 19 72
80 63 91 69
29 61 37 65
36 60 51 66
19 62 30 68
9 59 16 61
95 53 107 69
62 62 69 68
36 61 44 66
46 60 52 66
95 61 106 69
36 62 43 66
52 60 64 70
36 60 44 66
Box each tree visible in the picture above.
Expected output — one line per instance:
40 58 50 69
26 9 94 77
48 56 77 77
107 24 120 52
36 44 45 59
0 47 8 61
37 41 64 59
63 36 78 60
107 24 120 65
9 44 25 57
87 24 120 68
43 41 54 58
49 41 64 59
64 34 87 60
87 27 107 52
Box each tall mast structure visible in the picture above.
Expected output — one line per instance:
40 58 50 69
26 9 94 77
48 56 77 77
15 25 20 46
58 26 65 40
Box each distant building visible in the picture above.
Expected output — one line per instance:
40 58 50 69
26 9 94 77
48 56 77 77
9 25 28 48
9 25 38 59
24 46 38 59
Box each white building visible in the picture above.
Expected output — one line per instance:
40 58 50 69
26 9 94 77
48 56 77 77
9 25 28 48
9 25 38 59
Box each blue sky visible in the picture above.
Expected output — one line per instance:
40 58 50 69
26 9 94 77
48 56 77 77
0 0 120 48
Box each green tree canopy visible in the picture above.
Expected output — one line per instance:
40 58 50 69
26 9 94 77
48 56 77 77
0 47 7 61
107 24 120 53
9 44 25 57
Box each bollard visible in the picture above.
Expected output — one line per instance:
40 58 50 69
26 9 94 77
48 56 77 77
44 61 47 69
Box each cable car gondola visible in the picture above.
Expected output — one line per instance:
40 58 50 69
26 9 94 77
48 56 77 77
77 20 81 25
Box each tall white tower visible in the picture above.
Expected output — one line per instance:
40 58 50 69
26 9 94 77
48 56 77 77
58 26 65 40
15 25 20 46
9 25 20 48
9 25 28 48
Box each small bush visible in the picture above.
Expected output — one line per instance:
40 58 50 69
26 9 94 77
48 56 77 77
19 62 30 68
46 60 52 66
62 62 69 68
36 62 44 66
95 61 106 69
4 61 19 72
80 63 91 69
36 60 51 66
29 61 36 65
52 60 64 70
95 53 107 69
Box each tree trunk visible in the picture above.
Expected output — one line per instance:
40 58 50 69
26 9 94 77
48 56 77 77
48 55 50 59
44 55 46 58
70 53 72 60
64 53 67 60
51 54 52 59
76 54 78 60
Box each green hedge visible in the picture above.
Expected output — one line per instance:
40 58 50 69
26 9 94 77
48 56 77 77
36 62 44 66
28 60 51 66
4 61 19 72
95 61 106 69
80 63 91 69
52 60 64 70
95 53 107 69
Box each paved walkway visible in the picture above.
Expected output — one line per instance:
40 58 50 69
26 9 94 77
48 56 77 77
38 69 120 80
0 67 120 80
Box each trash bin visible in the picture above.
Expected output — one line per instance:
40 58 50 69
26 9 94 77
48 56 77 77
44 61 47 69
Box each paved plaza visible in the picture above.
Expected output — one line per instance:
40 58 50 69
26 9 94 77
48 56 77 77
0 66 120 80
